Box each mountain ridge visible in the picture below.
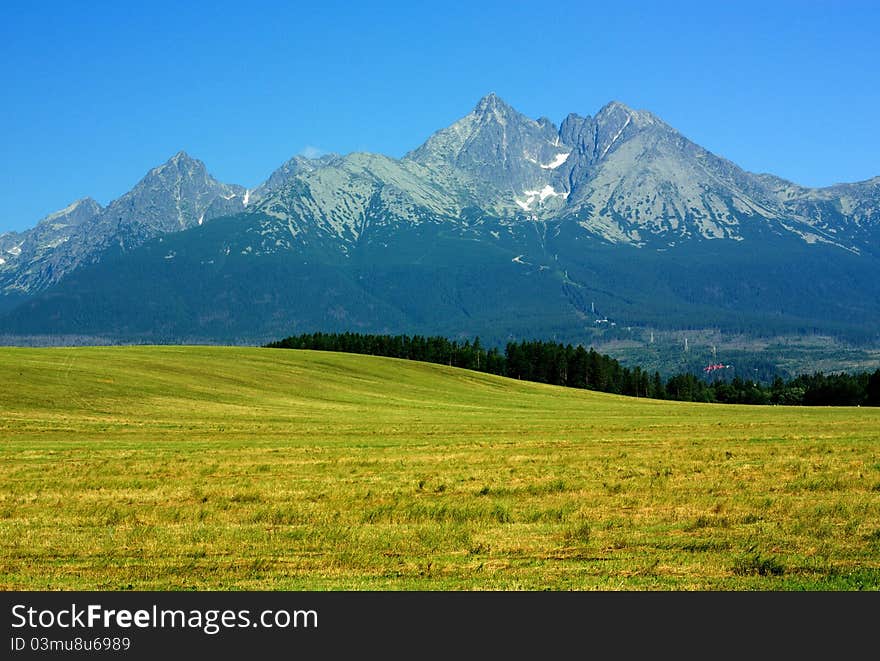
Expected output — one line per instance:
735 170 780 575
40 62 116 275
1 94 877 352
1 151 247 295
7 94 876 259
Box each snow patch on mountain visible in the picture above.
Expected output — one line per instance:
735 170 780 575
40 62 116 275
601 115 631 158
540 153 570 169
516 185 568 210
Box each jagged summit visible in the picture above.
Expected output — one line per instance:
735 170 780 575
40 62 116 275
404 92 569 213
108 151 245 237
474 91 501 108
595 100 659 129
0 149 248 294
472 92 516 116
152 150 205 174
250 152 342 203
38 197 103 226
597 99 632 113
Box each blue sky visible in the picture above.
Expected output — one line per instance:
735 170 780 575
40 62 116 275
2 0 878 232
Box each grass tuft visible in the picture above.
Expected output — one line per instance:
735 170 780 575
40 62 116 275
732 551 785 577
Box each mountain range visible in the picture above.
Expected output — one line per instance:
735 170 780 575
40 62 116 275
1 93 878 355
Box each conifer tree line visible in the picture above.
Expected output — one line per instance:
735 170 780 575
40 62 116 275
265 332 880 406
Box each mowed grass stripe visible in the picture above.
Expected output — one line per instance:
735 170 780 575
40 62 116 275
1 345 879 590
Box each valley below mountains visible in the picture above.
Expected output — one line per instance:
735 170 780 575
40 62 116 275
2 94 878 374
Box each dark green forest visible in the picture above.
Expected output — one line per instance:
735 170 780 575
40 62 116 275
266 332 880 406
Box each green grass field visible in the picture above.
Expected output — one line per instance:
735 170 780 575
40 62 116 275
1 346 879 590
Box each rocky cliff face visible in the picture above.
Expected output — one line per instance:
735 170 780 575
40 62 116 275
404 93 572 214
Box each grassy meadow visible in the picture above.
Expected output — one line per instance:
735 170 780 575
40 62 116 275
1 345 879 590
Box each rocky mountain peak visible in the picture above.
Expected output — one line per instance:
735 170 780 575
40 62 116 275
595 100 660 132
151 151 206 177
596 99 632 114
77 196 102 210
404 93 568 212
469 93 536 132
251 152 341 203
38 197 103 227
473 92 508 115
83 151 247 248
555 100 666 199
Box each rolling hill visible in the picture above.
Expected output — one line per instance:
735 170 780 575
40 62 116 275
1 345 878 590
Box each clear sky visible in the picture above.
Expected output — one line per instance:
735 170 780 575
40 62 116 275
2 0 878 233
